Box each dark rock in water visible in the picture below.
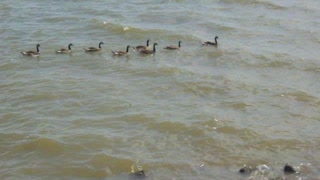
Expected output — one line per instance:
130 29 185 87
239 166 253 174
239 168 246 173
130 170 146 178
283 164 296 174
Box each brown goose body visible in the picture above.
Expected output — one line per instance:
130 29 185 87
21 44 40 57
56 43 73 53
164 41 181 50
112 45 131 56
201 36 219 46
84 42 104 52
140 43 158 55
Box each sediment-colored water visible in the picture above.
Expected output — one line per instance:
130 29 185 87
1 0 320 179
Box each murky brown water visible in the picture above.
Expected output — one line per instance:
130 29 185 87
1 0 320 179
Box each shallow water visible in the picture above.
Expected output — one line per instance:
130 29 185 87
1 0 320 179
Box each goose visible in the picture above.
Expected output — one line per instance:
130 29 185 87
135 39 150 51
200 36 219 46
112 45 130 56
140 43 158 55
56 43 73 53
20 44 40 57
84 42 104 52
164 41 181 50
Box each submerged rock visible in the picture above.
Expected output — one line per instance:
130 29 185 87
239 165 254 174
283 164 296 174
131 170 146 178
239 164 299 179
130 164 146 179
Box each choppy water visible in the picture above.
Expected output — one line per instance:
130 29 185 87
1 0 320 179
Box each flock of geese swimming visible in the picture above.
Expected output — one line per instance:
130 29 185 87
20 36 219 57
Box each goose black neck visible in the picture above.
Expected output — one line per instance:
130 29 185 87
99 42 103 48
178 41 181 48
68 44 72 50
36 44 40 52
146 40 150 46
215 37 218 45
126 45 130 53
153 43 157 52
